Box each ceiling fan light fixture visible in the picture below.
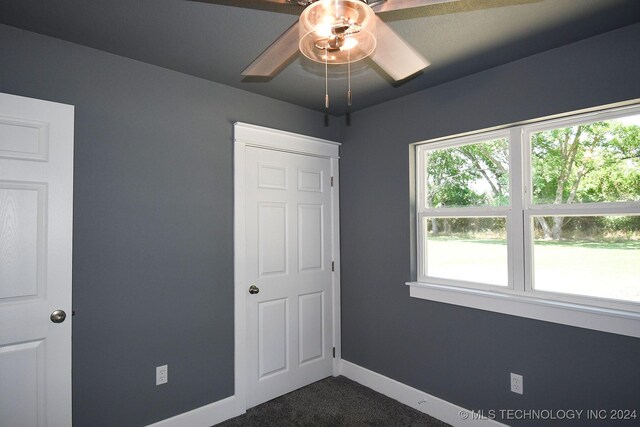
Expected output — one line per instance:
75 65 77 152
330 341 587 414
342 37 358 50
299 0 377 65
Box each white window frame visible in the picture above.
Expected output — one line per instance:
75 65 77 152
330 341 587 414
408 103 640 339
416 129 516 292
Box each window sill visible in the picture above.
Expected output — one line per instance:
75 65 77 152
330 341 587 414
406 281 640 339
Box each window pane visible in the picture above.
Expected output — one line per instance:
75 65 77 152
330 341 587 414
531 113 640 205
532 215 640 303
423 138 509 208
424 217 508 286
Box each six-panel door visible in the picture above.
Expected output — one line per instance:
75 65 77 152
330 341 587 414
245 146 333 408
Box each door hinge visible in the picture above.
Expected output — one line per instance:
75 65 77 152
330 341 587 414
331 176 334 187
333 347 336 358
331 261 335 272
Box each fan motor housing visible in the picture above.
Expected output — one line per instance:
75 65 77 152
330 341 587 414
299 0 377 64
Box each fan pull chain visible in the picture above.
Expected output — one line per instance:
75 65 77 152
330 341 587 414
347 48 352 107
324 53 329 110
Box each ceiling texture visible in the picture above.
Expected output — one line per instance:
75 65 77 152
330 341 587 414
1 0 639 115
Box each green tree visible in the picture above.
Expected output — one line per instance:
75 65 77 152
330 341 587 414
425 138 508 235
459 139 509 206
424 119 640 241
532 121 640 239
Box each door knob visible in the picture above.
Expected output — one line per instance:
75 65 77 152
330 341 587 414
249 285 260 295
50 310 67 324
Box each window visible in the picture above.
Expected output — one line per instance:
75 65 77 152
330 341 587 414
416 133 511 289
410 104 640 338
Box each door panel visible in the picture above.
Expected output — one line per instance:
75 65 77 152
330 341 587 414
258 298 288 378
298 291 323 364
298 204 323 272
258 163 287 190
297 168 322 192
0 115 49 161
0 184 44 299
245 146 333 408
0 340 44 426
0 93 74 426
258 202 288 277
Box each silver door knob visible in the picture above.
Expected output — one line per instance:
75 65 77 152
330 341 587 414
50 310 67 324
249 285 260 295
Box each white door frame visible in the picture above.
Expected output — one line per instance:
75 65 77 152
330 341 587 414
233 122 340 414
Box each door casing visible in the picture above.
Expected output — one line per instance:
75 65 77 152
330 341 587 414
233 122 341 414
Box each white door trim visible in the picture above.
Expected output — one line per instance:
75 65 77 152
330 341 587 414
233 122 340 415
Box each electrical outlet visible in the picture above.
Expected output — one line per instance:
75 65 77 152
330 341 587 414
156 365 168 385
510 373 523 394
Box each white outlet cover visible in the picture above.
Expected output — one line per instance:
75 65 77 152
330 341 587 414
510 373 523 394
156 365 168 385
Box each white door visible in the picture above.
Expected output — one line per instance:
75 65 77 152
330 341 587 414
244 146 334 408
0 93 74 426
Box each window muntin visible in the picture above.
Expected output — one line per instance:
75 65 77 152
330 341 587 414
416 105 640 316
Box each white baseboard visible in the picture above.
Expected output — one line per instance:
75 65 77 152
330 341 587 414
147 395 241 427
147 361 506 427
339 359 506 427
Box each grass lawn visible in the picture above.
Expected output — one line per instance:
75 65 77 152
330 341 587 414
426 237 640 303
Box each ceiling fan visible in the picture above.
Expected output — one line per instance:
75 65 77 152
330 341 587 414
234 0 461 82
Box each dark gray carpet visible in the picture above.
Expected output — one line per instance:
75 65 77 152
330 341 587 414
217 376 451 426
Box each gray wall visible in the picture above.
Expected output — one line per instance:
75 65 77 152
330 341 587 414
2 18 640 427
0 24 338 426
339 24 640 426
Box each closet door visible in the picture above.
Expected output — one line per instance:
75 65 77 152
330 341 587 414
0 93 74 426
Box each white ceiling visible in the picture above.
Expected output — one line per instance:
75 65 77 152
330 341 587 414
1 0 638 115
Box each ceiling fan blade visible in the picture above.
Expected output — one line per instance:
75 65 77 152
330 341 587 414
253 0 293 4
372 0 459 13
194 0 293 6
242 21 300 77
370 16 430 81
189 0 302 15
